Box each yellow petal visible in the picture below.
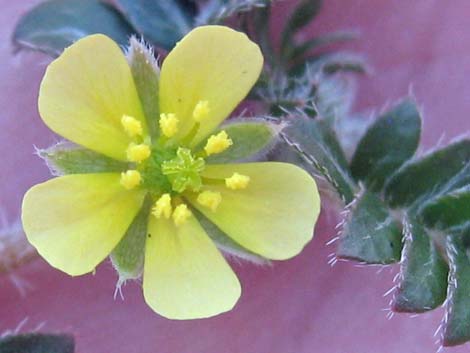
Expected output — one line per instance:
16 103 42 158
143 214 240 319
22 174 146 276
188 163 320 260
159 26 263 145
38 34 146 161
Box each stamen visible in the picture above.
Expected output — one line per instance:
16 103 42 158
197 190 222 212
192 100 210 122
152 194 172 219
225 173 250 190
121 115 143 138
126 143 151 163
180 122 200 146
204 131 233 156
120 170 141 190
159 113 179 138
172 204 192 226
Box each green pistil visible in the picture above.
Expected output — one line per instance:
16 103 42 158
162 147 206 193
139 145 176 195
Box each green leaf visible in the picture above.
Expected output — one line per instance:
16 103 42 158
249 3 273 65
13 0 135 56
196 0 271 25
281 0 323 51
319 54 367 75
38 142 128 175
115 0 195 50
392 216 448 313
110 197 151 282
442 231 470 346
336 191 402 264
350 99 421 191
191 207 268 264
276 117 356 204
287 31 358 61
385 139 470 208
289 53 366 77
420 186 470 232
126 37 160 138
437 162 470 194
202 119 281 164
268 137 315 175
0 333 74 353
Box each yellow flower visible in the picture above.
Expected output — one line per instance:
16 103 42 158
22 26 320 320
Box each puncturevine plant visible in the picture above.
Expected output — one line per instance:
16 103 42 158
8 0 470 349
22 26 321 320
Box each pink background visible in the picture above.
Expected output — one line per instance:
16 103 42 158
1 1 470 352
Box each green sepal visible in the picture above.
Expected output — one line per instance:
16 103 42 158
0 333 74 353
392 215 448 313
110 197 151 282
350 98 421 191
115 0 195 50
191 207 268 265
38 142 128 175
126 37 160 138
274 117 356 204
336 191 402 264
442 230 470 346
420 185 470 232
13 0 135 56
280 0 322 52
201 119 282 164
385 139 470 208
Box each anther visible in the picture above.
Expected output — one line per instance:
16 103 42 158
120 170 141 190
192 100 210 122
126 143 151 163
152 194 172 219
204 131 233 156
121 115 143 138
172 204 192 226
197 190 222 212
225 173 250 190
159 113 179 138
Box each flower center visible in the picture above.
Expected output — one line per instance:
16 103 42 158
138 144 176 195
118 102 250 227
